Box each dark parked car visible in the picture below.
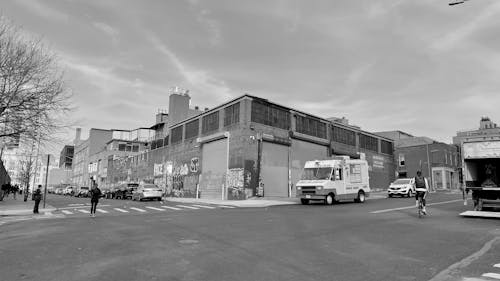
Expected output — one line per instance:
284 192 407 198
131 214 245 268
75 187 90 198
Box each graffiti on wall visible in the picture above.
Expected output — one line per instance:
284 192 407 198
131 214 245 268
168 157 200 198
226 168 247 200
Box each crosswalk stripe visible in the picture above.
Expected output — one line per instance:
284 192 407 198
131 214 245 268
191 204 216 209
482 273 500 279
176 205 199 210
161 206 182 211
146 206 165 211
78 209 90 214
130 207 147 212
217 205 236 208
114 208 128 213
494 264 500 268
61 210 73 215
96 209 108 213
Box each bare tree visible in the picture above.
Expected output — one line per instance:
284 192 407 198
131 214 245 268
17 150 37 200
0 16 71 145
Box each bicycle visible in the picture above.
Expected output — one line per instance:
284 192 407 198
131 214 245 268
417 196 424 218
416 191 427 218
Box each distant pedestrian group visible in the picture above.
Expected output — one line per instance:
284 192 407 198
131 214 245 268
1 183 20 201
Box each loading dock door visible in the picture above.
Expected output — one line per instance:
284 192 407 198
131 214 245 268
200 139 228 199
261 142 289 197
290 140 329 197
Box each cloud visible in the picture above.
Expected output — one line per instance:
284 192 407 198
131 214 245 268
92 21 119 38
431 1 500 51
14 0 68 22
147 33 233 105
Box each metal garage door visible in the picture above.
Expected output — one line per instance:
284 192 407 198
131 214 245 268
290 140 328 197
200 139 228 199
261 142 289 197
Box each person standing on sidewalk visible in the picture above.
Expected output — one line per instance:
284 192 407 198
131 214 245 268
89 185 102 217
33 186 42 214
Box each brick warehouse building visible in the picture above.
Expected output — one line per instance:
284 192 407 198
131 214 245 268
108 94 395 200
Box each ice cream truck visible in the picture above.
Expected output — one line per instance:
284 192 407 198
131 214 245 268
296 156 370 205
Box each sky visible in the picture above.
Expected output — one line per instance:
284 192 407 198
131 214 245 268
2 0 500 151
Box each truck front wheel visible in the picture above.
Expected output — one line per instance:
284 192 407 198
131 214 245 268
325 194 335 205
300 199 309 205
355 191 366 203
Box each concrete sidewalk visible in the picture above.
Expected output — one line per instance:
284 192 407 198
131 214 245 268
165 191 389 207
0 198 56 216
165 196 301 208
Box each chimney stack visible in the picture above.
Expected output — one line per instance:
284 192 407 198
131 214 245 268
74 128 81 145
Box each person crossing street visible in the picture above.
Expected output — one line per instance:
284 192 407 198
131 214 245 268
89 184 102 218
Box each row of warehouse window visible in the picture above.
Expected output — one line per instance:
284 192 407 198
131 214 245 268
149 100 393 155
151 102 241 149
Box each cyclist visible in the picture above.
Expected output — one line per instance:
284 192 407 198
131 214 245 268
415 171 429 215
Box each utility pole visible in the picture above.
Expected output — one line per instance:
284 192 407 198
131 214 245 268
43 154 49 208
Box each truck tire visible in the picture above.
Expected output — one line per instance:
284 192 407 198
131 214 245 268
355 191 365 203
325 194 335 205
300 199 309 205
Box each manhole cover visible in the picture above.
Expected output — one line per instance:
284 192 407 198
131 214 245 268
179 239 199 244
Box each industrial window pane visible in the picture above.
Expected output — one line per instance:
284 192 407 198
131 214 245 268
381 140 393 155
224 102 240 127
185 119 199 139
171 126 183 144
332 126 356 146
359 134 378 152
296 115 327 139
202 111 219 134
251 100 290 130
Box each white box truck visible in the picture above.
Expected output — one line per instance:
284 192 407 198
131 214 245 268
296 156 370 205
463 140 500 211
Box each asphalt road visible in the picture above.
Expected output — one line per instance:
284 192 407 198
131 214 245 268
0 193 499 281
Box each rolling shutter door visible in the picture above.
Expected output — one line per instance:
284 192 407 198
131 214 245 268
261 142 289 197
199 139 227 199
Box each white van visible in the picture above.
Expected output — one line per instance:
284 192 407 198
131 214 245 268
296 156 370 205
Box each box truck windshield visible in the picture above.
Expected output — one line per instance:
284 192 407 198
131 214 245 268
301 167 332 180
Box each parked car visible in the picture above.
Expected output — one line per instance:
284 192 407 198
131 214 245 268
388 178 415 198
55 188 64 195
132 184 163 201
75 186 90 198
63 186 75 196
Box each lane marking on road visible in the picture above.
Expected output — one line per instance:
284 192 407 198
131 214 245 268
370 199 465 214
482 273 500 279
176 205 199 210
494 264 500 268
146 206 165 211
161 206 182 211
428 237 500 281
130 207 147 212
96 209 108 213
58 205 111 210
191 204 216 209
217 205 236 209
78 209 90 214
114 208 128 213
68 203 85 206
61 210 73 215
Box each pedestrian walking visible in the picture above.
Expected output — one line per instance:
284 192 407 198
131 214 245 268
33 186 42 214
0 183 7 201
89 185 102 217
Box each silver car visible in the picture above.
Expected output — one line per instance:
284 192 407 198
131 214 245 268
132 184 163 201
387 178 415 198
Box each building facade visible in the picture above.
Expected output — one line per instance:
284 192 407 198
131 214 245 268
109 94 395 200
59 145 74 169
377 131 460 190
